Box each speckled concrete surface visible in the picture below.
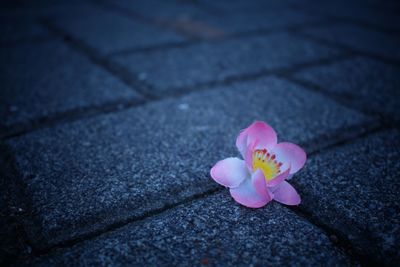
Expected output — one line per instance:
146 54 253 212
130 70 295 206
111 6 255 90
1 0 399 266
6 77 373 250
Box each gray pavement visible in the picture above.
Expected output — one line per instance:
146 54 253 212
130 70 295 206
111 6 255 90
1 0 399 266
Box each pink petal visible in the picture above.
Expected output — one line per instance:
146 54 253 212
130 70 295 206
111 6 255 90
244 142 256 170
272 142 306 174
266 166 291 188
230 176 272 208
272 181 301 205
210 157 249 188
236 133 248 161
251 169 268 197
236 121 277 160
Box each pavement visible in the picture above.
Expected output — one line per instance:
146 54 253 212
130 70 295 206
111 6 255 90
0 0 399 266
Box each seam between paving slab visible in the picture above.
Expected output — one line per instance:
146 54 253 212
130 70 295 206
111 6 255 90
2 47 393 140
91 0 209 42
285 127 400 267
3 2 398 263
94 0 340 52
10 127 393 266
0 23 356 139
0 98 145 140
94 0 400 59
105 19 334 58
287 206 375 266
2 69 394 265
36 7 399 132
2 123 386 259
1 14 356 140
2 75 395 263
92 0 342 53
90 0 204 42
282 75 400 128
2 2 399 265
291 31 400 68
2 51 387 142
39 19 156 100
1 1 389 140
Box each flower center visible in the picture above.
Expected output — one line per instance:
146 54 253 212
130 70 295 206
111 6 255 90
252 149 282 181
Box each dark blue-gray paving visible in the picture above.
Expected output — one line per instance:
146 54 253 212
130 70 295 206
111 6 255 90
296 1 400 31
292 56 400 121
2 0 400 266
108 0 208 21
195 9 324 35
52 7 186 55
0 39 142 128
202 0 297 14
0 17 48 44
7 77 374 250
0 2 103 20
110 0 324 37
292 130 400 264
112 33 342 93
27 193 352 266
300 23 400 61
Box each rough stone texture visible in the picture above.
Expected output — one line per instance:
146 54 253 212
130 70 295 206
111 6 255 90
292 131 400 264
6 77 374 249
300 23 400 60
53 8 186 55
0 163 19 266
29 192 352 266
113 33 342 93
2 0 400 266
0 39 142 128
0 150 30 266
292 56 400 121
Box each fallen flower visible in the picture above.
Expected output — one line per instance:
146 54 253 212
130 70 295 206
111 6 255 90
210 121 306 208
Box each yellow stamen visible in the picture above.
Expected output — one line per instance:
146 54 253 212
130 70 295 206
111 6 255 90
252 149 282 181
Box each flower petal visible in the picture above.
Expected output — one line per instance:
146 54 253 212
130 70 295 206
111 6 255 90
272 181 301 205
244 142 256 170
236 133 248 161
272 142 306 174
210 157 249 188
266 166 291 187
230 177 272 208
236 121 277 159
251 169 268 197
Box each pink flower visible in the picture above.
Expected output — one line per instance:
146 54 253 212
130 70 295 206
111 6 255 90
210 121 306 208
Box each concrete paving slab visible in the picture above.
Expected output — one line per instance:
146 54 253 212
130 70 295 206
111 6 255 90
6 77 374 249
53 8 186 55
0 17 48 44
292 56 400 121
0 39 142 128
300 23 400 61
113 32 342 94
28 192 352 266
293 130 400 264
296 1 400 31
